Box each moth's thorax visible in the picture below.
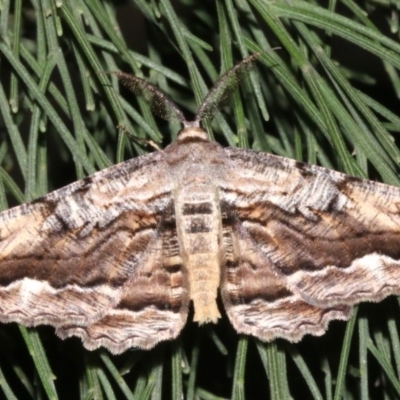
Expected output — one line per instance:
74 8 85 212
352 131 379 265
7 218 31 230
174 184 223 324
164 129 227 186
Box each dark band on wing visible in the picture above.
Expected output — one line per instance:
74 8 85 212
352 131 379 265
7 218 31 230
0 207 163 288
229 197 400 274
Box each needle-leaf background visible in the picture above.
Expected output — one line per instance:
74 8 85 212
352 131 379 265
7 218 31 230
1 0 400 399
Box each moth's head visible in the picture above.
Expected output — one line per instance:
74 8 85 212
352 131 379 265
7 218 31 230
177 121 209 143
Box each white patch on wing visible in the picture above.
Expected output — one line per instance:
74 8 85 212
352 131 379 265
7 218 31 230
286 252 400 306
0 277 122 326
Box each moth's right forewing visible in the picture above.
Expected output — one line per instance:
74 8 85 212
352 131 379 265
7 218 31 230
0 152 181 340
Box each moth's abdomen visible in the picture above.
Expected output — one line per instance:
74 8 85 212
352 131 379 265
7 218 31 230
175 186 223 324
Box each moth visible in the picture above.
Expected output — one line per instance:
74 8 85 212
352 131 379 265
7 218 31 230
1 54 400 354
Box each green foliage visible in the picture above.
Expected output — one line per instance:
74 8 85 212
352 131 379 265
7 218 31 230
1 0 400 398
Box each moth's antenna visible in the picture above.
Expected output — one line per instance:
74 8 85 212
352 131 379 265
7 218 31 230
112 53 260 130
112 72 187 126
194 53 261 125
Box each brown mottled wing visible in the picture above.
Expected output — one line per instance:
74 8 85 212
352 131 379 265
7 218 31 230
57 209 188 353
220 147 400 342
0 152 189 353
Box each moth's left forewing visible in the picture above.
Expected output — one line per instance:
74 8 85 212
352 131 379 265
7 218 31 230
219 146 400 342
